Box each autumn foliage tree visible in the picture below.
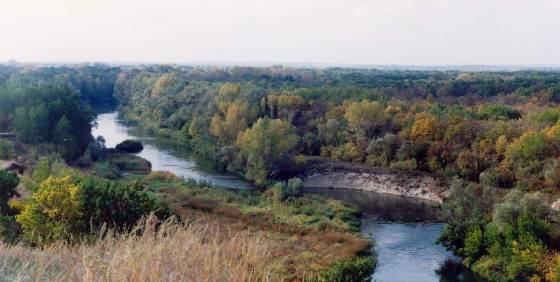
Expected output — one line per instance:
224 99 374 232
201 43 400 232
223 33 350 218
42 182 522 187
344 100 386 141
11 176 82 245
236 118 299 186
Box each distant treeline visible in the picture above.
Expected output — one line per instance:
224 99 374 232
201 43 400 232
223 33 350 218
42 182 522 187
0 64 119 160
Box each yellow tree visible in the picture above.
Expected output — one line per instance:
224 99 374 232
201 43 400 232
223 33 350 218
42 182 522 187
344 100 386 139
211 100 256 145
11 176 82 245
410 113 443 143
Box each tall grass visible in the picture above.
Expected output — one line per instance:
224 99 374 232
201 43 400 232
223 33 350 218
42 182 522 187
0 216 281 281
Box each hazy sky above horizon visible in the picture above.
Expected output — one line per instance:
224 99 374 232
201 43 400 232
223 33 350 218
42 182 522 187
1 0 560 65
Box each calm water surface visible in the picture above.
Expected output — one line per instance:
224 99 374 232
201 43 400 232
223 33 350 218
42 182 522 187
94 111 480 282
93 112 251 189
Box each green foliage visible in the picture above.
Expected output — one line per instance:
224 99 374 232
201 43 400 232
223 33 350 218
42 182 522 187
0 170 19 214
389 159 418 171
440 187 559 281
270 177 304 202
532 108 560 126
477 104 522 120
116 139 144 153
0 139 15 160
92 161 120 179
1 81 94 160
12 176 82 245
320 256 376 282
12 172 171 245
236 118 299 186
21 157 74 192
0 214 18 243
106 152 152 174
79 176 171 232
109 66 560 191
170 177 361 232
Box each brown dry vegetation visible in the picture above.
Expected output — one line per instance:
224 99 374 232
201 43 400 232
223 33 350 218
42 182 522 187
0 216 283 282
0 177 372 281
158 186 372 280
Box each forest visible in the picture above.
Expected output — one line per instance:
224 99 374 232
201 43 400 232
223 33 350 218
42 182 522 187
0 64 560 281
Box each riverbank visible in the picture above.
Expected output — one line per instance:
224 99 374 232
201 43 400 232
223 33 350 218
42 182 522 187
139 171 376 280
301 157 451 203
91 111 476 281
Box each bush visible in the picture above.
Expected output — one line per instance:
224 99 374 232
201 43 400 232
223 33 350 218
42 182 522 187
270 177 304 202
0 170 19 214
80 176 172 232
11 176 82 245
0 215 19 243
92 162 120 179
107 153 152 174
0 139 15 160
320 256 375 282
330 143 363 162
477 104 522 120
11 172 172 245
479 168 501 187
389 159 417 171
76 149 93 167
116 140 144 153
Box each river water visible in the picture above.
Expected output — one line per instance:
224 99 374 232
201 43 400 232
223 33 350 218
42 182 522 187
93 111 479 282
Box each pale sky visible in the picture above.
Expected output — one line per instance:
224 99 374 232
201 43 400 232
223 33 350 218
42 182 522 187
1 0 560 66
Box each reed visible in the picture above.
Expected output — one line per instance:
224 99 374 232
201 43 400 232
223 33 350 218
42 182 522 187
0 216 281 282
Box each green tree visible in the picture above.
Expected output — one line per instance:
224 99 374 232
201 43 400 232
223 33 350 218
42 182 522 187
0 170 19 214
0 139 14 160
14 104 49 144
236 118 299 185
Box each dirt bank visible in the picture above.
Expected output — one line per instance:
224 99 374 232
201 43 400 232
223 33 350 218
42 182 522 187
302 158 450 203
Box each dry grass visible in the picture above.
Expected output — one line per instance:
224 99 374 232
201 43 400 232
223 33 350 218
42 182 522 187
158 188 372 279
0 216 283 282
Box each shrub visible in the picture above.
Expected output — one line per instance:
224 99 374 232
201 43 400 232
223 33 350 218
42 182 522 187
11 176 82 245
107 153 152 174
389 159 417 171
11 174 172 245
0 215 19 243
320 256 375 282
92 162 120 179
116 140 144 153
477 104 522 120
331 143 363 162
76 149 93 167
0 139 15 160
0 170 19 214
479 168 501 187
80 176 171 232
270 177 304 202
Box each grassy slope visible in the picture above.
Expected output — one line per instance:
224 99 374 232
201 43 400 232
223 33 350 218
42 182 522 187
0 170 375 281
146 172 374 280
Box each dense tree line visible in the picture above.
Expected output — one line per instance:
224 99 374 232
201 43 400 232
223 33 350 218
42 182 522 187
113 66 560 192
0 65 120 160
112 66 560 280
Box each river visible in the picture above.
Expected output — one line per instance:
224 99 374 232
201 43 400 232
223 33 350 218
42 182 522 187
93 111 480 282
